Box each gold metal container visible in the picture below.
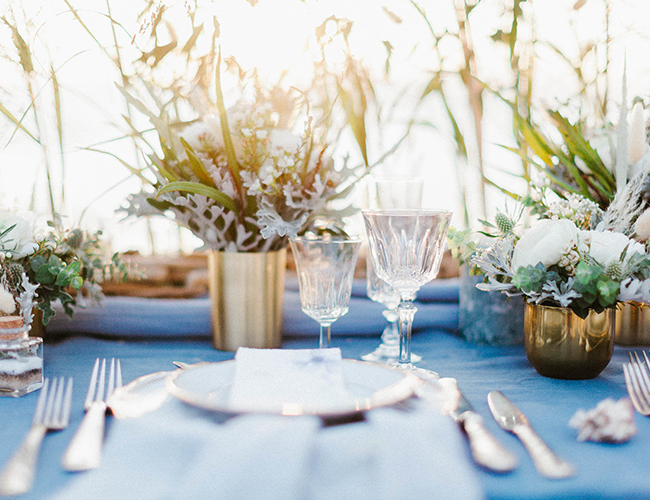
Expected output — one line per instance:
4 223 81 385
524 303 614 380
207 249 286 351
615 302 650 346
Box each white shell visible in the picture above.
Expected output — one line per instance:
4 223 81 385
568 398 637 443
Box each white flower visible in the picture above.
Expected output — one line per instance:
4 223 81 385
629 101 647 166
583 229 645 267
635 208 650 241
0 212 38 258
0 285 15 314
512 219 580 271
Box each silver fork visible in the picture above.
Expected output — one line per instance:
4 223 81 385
61 358 122 471
0 377 73 496
623 351 650 416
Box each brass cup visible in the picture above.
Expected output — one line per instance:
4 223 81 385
615 302 650 346
524 303 614 380
207 249 286 351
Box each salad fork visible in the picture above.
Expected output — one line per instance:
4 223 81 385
623 351 650 416
0 377 73 496
61 358 122 471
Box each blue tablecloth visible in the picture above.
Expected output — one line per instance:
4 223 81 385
46 278 460 338
2 278 649 499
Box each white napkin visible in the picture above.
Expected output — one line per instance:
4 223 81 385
228 348 355 413
51 394 483 500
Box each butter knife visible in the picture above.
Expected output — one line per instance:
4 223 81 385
437 379 518 473
487 390 575 479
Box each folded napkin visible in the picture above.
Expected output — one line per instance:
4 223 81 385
229 348 355 413
52 381 482 500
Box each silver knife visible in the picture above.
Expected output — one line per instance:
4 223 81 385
487 390 575 479
437 378 518 473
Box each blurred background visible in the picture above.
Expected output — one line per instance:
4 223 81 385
0 0 649 255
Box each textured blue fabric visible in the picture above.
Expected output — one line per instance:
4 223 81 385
47 278 460 338
0 335 646 500
1 279 647 499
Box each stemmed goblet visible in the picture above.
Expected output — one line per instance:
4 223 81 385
362 210 452 367
363 177 424 363
290 236 361 348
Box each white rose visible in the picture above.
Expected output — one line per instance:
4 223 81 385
583 230 645 267
0 285 15 314
0 212 38 258
512 219 579 271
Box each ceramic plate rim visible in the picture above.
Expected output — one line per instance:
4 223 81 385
165 359 419 418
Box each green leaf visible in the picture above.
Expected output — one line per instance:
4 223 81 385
338 83 369 167
29 255 47 272
0 101 39 145
48 255 64 271
179 137 213 184
115 84 172 145
70 276 83 290
55 260 81 287
35 265 56 285
214 49 243 199
36 302 55 326
157 181 238 213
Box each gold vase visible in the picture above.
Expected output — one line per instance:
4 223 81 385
615 302 650 346
207 248 286 351
524 303 614 380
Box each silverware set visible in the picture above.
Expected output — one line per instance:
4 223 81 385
430 377 573 478
0 358 122 496
4 350 647 492
0 377 73 496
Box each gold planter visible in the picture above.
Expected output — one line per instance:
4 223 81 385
615 302 650 346
207 249 286 351
524 303 614 380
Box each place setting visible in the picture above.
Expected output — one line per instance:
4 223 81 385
4 1 650 499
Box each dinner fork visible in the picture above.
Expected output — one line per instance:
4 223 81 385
0 377 73 496
61 358 122 471
623 351 650 416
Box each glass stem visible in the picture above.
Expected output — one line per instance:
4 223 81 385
319 323 331 349
381 308 399 345
397 298 417 365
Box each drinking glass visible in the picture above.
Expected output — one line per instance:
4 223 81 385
362 210 452 367
290 236 362 348
363 177 424 363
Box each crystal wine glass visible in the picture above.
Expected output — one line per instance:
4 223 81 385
362 210 452 367
290 236 361 348
363 176 424 363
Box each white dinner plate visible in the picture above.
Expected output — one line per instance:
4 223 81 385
165 359 420 418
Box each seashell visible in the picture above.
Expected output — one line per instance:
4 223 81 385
568 398 637 443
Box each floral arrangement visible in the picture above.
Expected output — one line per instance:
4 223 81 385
472 190 650 319
0 212 129 325
119 62 356 253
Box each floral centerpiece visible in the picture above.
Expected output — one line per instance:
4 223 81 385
472 193 650 319
119 70 355 252
0 212 129 326
117 51 359 350
471 192 650 378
